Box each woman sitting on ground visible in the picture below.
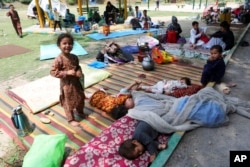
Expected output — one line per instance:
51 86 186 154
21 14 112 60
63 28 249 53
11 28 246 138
104 1 119 25
166 16 183 43
203 21 235 51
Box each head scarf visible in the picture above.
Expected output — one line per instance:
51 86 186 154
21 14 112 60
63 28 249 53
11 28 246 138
172 16 178 25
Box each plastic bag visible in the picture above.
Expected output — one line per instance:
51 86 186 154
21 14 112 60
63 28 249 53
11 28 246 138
23 134 67 167
151 46 174 64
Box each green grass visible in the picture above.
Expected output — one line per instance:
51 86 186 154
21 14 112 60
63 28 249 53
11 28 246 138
0 1 234 84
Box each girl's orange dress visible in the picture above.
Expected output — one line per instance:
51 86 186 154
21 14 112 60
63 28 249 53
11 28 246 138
90 90 130 113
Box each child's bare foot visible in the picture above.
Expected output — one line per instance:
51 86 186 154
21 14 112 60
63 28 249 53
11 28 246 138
158 143 167 150
69 120 79 127
135 80 142 90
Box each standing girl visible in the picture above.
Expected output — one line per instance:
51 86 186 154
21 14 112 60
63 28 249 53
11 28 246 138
6 4 23 38
50 33 85 126
53 8 62 32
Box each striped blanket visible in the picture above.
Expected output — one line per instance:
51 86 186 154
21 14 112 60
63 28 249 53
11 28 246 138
0 58 204 166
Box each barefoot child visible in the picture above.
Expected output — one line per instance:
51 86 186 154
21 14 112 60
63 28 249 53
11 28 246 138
50 33 85 126
200 45 226 86
119 120 167 163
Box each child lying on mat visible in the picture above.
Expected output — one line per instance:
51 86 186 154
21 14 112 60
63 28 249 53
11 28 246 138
119 120 167 163
89 81 141 119
138 77 191 94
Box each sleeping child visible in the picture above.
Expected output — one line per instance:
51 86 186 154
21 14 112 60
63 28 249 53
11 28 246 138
89 81 141 119
138 77 191 94
119 120 167 163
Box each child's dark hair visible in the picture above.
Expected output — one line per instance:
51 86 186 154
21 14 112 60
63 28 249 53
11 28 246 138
210 45 223 53
110 104 128 120
220 21 230 31
180 77 191 85
57 33 74 47
119 139 138 160
192 21 199 26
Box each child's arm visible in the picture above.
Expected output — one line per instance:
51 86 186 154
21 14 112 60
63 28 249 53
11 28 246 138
210 59 226 83
50 57 67 78
125 81 141 91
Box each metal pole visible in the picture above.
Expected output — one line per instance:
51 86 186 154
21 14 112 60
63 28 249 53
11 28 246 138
192 0 195 9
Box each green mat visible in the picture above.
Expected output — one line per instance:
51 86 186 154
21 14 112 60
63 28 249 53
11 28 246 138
40 41 88 60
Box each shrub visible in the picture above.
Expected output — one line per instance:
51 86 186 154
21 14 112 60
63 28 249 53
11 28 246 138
20 0 32 4
67 0 76 5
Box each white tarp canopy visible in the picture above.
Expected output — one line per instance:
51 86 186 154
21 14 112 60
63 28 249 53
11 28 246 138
27 0 68 17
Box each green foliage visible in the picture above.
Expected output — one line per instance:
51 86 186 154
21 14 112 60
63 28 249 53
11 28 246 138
67 0 76 5
20 0 32 4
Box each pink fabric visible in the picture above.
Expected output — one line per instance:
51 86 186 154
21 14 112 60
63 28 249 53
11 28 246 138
63 116 169 167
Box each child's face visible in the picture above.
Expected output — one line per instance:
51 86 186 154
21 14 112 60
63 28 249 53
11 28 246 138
124 98 134 109
59 37 73 54
132 140 145 158
210 48 221 60
180 79 186 84
193 24 199 30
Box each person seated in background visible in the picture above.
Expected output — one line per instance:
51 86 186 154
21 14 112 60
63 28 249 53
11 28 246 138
64 9 75 25
119 120 167 163
92 10 101 23
140 10 152 29
32 6 46 26
104 1 119 25
206 7 219 24
130 6 142 29
166 16 183 43
203 21 234 51
200 45 226 87
45 4 54 20
189 21 209 49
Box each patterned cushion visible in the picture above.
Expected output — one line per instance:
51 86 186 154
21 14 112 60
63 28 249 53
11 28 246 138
63 116 169 167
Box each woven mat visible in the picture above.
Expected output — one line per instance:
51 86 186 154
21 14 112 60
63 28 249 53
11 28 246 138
0 44 31 58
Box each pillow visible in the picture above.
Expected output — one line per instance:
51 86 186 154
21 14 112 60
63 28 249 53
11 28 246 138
23 134 67 167
169 84 203 98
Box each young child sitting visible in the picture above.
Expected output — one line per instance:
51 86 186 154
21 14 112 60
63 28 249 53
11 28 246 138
189 21 209 49
200 45 226 87
138 77 191 95
119 120 167 163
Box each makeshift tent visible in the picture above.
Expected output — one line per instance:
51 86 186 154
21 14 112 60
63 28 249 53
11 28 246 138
77 0 128 21
27 0 67 28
